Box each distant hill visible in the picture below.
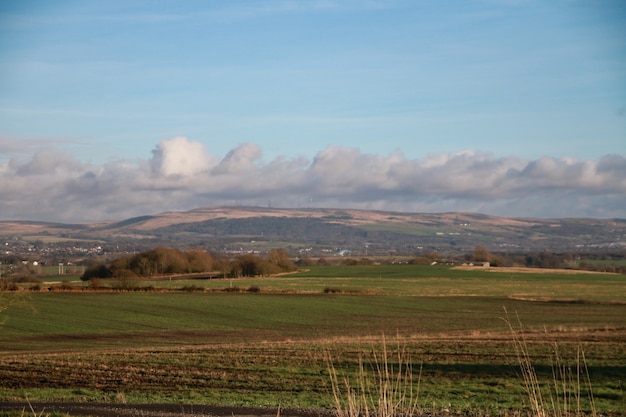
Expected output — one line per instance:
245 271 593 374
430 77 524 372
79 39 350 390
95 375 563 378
1 206 625 256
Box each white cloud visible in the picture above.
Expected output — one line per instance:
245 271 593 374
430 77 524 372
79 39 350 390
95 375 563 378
212 143 262 175
151 136 215 177
0 137 624 222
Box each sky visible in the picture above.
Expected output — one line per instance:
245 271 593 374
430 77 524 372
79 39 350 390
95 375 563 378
0 0 625 223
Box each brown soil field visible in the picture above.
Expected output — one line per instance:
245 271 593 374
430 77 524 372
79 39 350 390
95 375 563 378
0 402 330 417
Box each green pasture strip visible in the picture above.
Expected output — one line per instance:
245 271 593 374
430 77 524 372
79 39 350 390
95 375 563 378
41 266 86 274
580 259 626 267
38 275 84 283
2 292 626 352
143 265 626 302
294 264 459 278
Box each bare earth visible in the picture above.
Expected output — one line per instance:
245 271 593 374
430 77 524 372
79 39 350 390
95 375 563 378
0 402 331 417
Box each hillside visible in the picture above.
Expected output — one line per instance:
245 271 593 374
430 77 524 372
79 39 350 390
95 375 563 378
1 207 625 258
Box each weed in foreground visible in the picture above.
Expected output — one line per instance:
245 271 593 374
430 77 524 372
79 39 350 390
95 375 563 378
0 412 70 417
326 335 422 417
502 308 597 417
0 395 64 417
327 315 602 417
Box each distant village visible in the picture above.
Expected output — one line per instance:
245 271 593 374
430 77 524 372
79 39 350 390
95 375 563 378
1 232 625 279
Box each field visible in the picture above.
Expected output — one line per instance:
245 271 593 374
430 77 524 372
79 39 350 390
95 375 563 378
1 265 625 416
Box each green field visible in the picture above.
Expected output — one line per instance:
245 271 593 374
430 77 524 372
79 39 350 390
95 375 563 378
141 265 626 302
1 265 625 415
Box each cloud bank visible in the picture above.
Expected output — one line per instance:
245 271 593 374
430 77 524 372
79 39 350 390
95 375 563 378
1 137 625 222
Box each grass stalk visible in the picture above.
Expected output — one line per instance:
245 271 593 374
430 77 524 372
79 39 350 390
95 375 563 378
502 308 597 417
327 335 422 417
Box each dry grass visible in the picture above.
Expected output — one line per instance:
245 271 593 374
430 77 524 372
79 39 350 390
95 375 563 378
502 308 597 417
325 314 603 417
4 396 56 417
326 335 422 417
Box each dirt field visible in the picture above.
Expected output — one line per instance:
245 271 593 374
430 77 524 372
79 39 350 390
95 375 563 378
0 402 331 417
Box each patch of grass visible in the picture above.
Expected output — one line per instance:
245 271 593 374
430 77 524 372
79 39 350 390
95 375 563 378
135 264 626 302
2 293 626 352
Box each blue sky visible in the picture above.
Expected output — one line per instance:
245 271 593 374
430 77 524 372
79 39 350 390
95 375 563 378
0 1 625 222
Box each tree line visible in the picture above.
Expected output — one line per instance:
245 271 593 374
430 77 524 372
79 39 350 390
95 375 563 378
81 247 296 280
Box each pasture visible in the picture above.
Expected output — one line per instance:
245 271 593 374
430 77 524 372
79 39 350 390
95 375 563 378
142 264 626 301
0 265 625 415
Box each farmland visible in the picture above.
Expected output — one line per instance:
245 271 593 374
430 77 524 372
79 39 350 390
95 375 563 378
1 265 625 416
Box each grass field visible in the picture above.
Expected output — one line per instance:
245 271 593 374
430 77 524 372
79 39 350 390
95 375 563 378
139 264 626 302
1 265 625 415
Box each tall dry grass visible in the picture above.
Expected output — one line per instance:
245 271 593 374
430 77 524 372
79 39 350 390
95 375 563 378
326 335 422 417
502 308 597 417
327 314 599 417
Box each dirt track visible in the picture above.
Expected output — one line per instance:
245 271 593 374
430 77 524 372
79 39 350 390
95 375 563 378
0 402 333 417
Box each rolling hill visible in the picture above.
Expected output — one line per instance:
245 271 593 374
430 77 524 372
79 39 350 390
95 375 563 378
1 206 625 258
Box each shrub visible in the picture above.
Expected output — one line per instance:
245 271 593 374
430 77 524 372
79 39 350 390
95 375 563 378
49 282 76 292
88 278 106 290
317 257 329 266
111 276 139 291
81 262 112 281
0 281 19 291
180 285 205 292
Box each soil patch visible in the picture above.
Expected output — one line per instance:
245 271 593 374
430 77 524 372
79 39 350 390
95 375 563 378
0 402 331 417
